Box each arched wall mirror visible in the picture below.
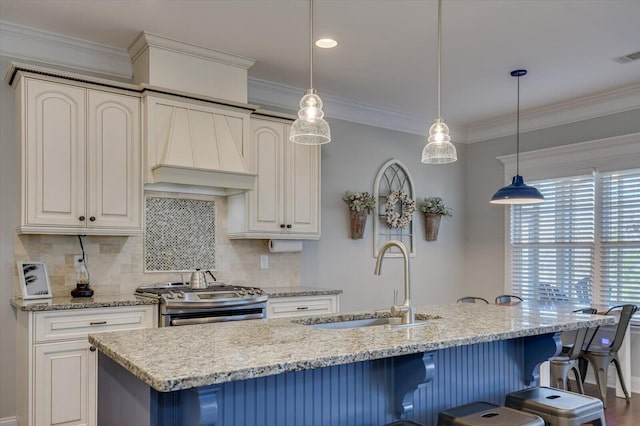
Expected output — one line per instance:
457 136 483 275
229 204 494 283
373 159 416 258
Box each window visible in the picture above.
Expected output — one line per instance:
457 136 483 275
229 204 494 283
511 175 595 303
599 169 640 306
510 168 640 307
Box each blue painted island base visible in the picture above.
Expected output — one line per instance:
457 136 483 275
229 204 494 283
138 334 560 426
98 333 561 426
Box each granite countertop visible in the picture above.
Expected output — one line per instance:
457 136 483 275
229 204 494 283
11 294 158 311
88 301 614 392
261 286 342 298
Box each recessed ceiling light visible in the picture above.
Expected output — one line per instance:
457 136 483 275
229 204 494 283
315 38 338 48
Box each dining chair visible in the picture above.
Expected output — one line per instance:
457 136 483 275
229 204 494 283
550 308 598 394
456 297 489 304
494 294 523 305
579 304 638 408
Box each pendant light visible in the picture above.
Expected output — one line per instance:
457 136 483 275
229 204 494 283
490 70 544 204
290 0 331 145
422 0 457 164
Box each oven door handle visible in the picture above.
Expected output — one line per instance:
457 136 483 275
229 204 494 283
169 313 264 326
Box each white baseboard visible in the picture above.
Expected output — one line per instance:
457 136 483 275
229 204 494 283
0 417 18 426
632 376 640 394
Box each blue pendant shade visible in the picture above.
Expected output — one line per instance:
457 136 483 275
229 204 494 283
490 175 544 204
490 69 544 205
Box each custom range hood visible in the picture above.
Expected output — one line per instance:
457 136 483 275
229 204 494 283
129 32 258 195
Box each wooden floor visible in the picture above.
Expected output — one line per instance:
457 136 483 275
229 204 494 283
581 383 638 425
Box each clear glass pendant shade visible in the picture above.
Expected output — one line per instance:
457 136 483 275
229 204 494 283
422 118 457 164
422 0 457 164
290 89 331 145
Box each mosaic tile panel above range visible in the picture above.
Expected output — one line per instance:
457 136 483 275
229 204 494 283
145 196 216 271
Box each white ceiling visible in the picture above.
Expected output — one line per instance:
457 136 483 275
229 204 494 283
1 0 640 134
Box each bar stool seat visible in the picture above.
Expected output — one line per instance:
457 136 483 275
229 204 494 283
505 386 605 426
438 401 544 426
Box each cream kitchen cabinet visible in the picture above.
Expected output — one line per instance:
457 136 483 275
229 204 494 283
228 114 321 239
14 74 141 235
16 305 155 426
267 294 339 318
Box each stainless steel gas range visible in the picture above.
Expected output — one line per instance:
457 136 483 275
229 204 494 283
135 282 268 327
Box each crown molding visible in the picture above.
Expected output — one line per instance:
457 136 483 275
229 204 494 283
248 77 469 139
3 20 637 144
496 131 640 181
466 83 640 144
0 20 131 79
128 31 255 69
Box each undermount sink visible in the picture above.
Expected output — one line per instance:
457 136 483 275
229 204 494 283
295 313 438 330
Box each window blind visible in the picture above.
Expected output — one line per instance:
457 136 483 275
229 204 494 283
511 175 595 303
599 169 640 306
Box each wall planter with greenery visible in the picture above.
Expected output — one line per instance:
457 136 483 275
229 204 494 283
343 191 376 239
419 197 452 241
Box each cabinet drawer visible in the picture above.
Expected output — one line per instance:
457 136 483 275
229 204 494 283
267 295 337 318
35 306 155 343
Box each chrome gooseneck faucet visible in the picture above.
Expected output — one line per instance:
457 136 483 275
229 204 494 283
374 240 415 325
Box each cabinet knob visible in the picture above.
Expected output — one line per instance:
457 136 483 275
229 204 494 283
79 216 85 221
280 224 285 228
286 224 292 229
90 346 96 352
89 216 96 222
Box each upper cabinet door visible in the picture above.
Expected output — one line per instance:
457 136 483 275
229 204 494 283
248 119 285 233
87 91 141 229
228 116 320 239
285 124 320 235
25 79 86 227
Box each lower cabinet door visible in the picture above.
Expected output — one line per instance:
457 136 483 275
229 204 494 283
34 341 96 426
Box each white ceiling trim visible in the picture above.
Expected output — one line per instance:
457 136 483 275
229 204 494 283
0 20 131 79
466 84 640 144
248 77 434 137
2 19 638 145
497 131 640 181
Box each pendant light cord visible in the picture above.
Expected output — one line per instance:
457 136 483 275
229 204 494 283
516 73 520 176
437 0 442 119
309 0 314 89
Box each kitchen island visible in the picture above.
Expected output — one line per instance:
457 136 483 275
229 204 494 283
89 302 613 426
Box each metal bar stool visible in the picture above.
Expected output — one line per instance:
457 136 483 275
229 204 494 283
505 387 606 426
438 401 544 425
550 327 590 393
579 304 638 408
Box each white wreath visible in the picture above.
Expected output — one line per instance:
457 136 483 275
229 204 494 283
384 190 416 229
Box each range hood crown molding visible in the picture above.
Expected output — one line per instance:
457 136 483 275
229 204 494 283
128 31 256 70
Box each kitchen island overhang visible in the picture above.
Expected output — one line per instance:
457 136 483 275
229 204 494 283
89 303 614 426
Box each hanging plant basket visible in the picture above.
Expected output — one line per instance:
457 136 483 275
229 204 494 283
349 209 368 239
424 214 442 241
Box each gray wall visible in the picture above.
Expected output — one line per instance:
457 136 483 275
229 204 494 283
300 118 467 311
0 55 18 419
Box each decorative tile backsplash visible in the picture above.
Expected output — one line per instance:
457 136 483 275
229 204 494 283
13 192 301 298
145 196 216 271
